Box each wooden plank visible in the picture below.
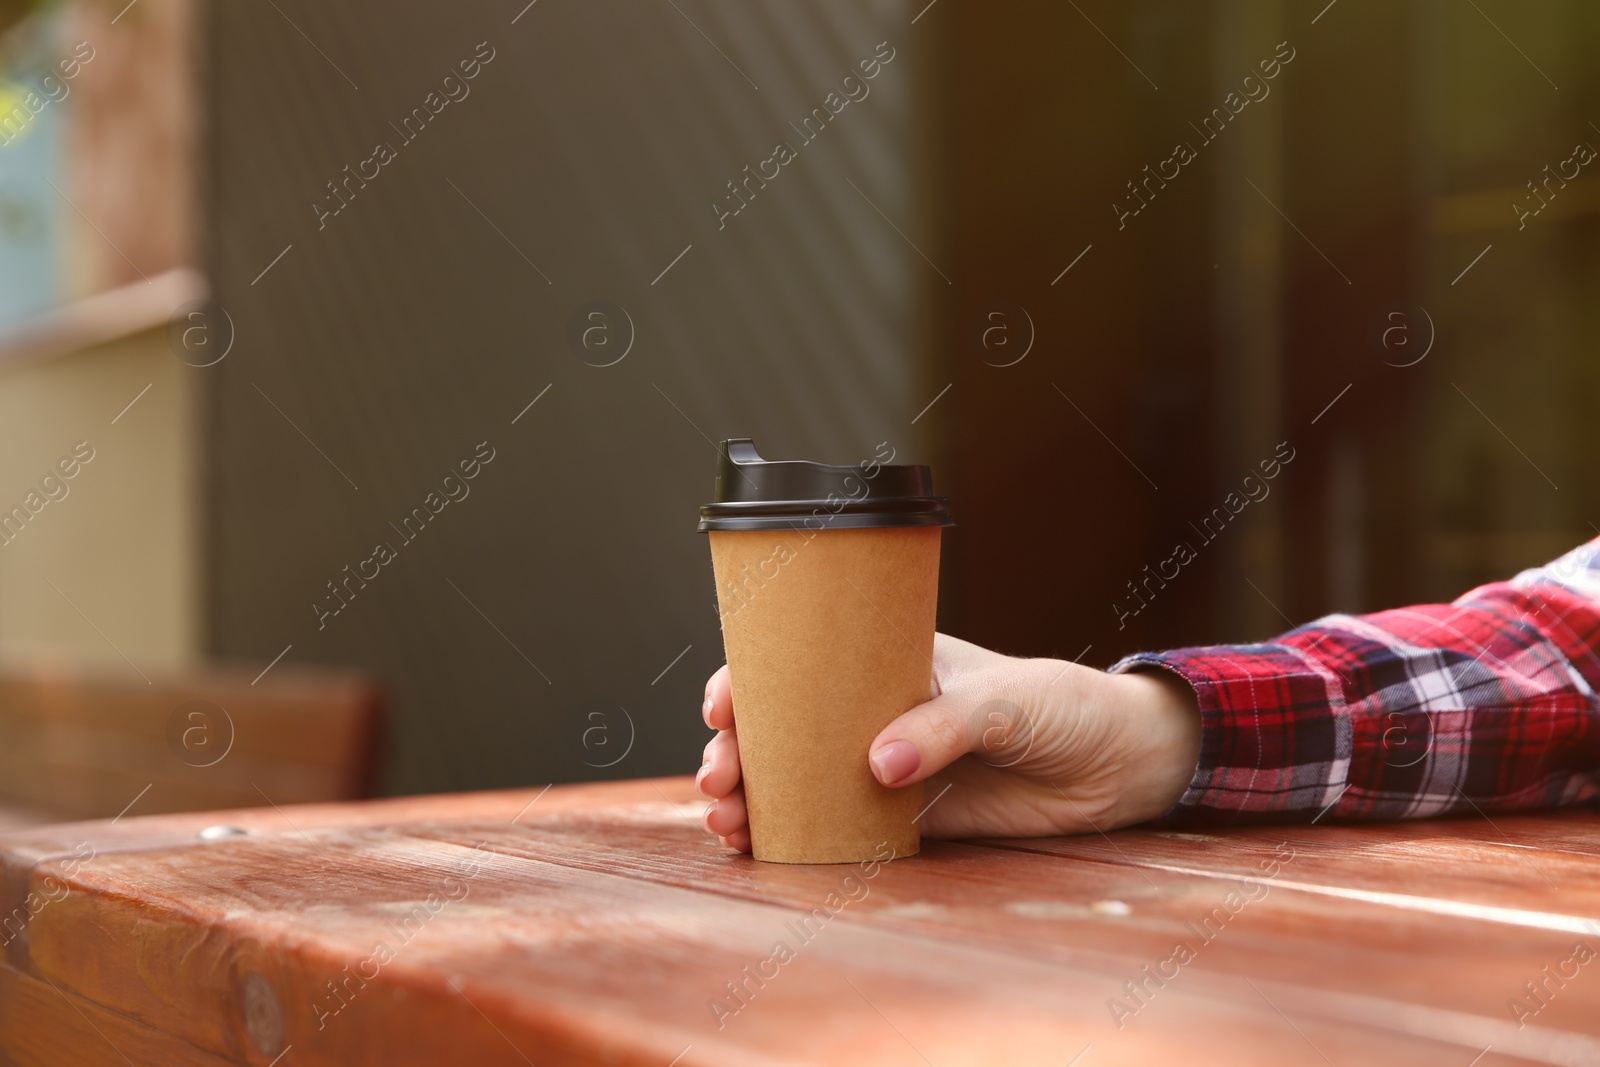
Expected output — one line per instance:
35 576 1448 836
0 725 351 819
403 809 1600 1041
0 662 381 819
971 813 1600 927
8 778 1598 1062
0 960 238 1067
0 664 377 764
19 825 1485 1066
0 779 674 871
0 780 686 969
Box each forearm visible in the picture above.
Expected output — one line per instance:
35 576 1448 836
1113 540 1600 826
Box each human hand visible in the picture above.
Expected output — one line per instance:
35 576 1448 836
695 633 1202 852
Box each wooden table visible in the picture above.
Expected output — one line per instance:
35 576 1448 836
2 776 1597 1066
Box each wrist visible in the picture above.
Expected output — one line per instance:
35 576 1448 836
1100 667 1202 826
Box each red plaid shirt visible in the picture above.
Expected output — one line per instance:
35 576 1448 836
1113 538 1600 825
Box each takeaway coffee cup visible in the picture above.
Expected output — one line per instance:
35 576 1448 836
698 438 953 864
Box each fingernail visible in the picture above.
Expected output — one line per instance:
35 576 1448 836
870 740 920 786
701 697 714 724
703 800 717 829
694 763 710 795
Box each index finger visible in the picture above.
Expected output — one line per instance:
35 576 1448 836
704 663 735 731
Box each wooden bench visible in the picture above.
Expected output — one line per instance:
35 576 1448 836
0 661 383 825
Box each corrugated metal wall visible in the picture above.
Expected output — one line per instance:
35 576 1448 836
204 0 928 794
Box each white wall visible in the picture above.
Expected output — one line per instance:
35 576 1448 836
0 302 199 673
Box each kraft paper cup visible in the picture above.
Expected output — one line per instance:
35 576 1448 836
699 439 953 864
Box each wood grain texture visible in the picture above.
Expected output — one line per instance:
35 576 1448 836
2 777 1597 1066
0 661 383 821
0 960 238 1067
407 812 1600 1037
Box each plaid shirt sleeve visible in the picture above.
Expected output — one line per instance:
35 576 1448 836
1110 538 1600 825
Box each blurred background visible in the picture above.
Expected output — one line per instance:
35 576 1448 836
0 0 1594 822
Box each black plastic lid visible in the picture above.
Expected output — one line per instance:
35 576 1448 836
697 438 954 532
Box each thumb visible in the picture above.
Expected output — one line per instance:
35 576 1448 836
868 684 1034 788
